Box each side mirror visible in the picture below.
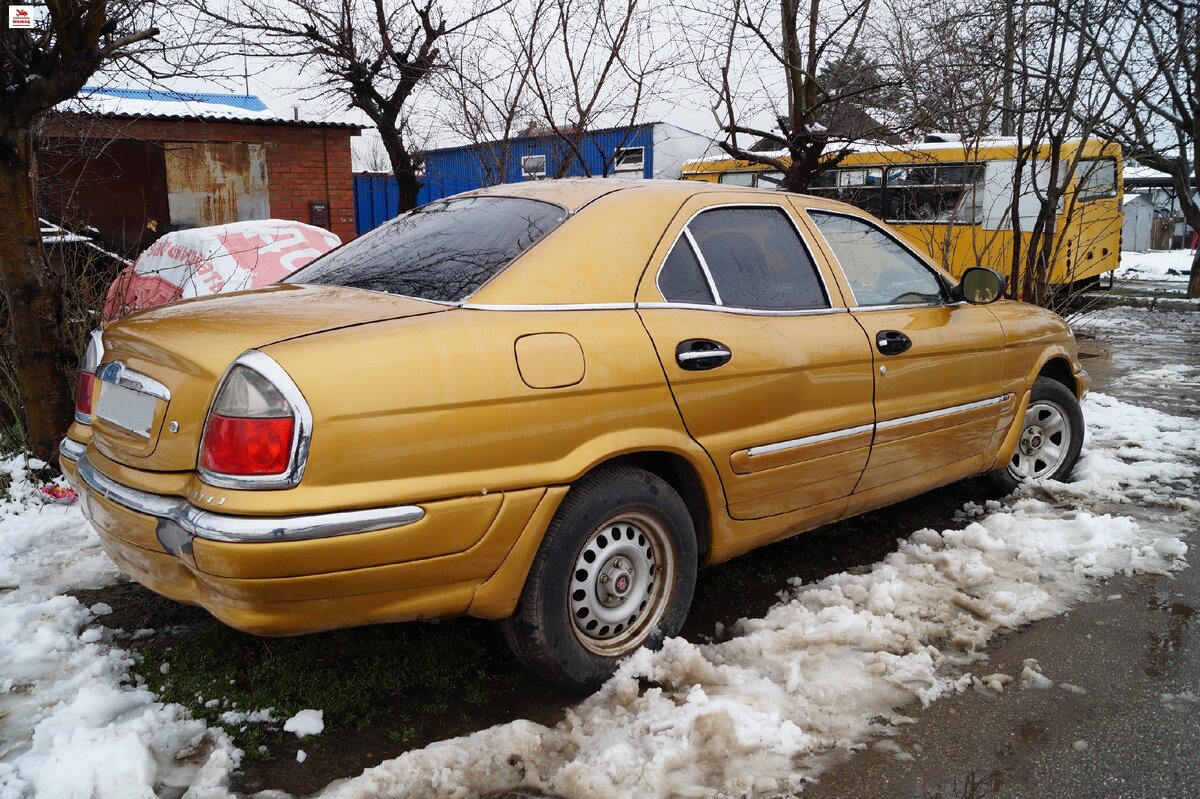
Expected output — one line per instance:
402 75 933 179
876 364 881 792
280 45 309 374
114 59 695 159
957 267 1006 304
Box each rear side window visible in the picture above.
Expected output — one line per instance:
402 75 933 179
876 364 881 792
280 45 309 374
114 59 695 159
657 206 829 311
287 197 567 302
658 239 715 303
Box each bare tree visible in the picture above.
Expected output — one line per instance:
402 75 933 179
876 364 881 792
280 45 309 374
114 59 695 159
433 5 542 186
520 0 673 178
1078 0 1199 298
881 0 1005 137
203 0 508 214
0 2 162 460
696 0 906 191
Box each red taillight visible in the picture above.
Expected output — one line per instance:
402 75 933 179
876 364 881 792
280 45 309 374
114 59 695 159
200 414 295 475
200 357 307 487
75 372 96 417
75 330 104 424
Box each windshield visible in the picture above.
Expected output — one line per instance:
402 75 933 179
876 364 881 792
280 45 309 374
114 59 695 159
286 196 568 302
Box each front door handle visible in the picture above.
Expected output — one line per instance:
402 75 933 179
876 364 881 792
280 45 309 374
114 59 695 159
876 330 912 356
675 339 732 370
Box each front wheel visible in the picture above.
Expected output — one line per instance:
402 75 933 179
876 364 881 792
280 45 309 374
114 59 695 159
501 465 698 691
987 376 1085 494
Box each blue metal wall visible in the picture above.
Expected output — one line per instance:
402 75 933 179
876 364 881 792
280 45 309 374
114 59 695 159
354 125 655 234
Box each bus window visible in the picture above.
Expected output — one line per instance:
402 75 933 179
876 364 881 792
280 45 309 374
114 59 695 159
838 167 884 216
757 171 786 190
886 163 984 224
807 169 839 198
719 172 756 187
1077 158 1117 201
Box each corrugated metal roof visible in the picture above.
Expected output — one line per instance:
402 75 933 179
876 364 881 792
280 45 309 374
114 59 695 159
60 86 362 130
83 86 271 112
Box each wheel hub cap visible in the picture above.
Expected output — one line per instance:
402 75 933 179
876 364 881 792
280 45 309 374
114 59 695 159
1020 424 1045 455
598 556 634 606
1009 400 1072 481
568 513 674 655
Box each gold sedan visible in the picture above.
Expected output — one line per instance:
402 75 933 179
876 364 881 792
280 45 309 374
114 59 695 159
60 179 1089 690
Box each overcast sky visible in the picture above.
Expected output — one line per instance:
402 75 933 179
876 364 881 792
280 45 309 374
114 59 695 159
93 0 754 169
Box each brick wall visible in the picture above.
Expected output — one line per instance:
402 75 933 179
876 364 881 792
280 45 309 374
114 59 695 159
42 116 361 243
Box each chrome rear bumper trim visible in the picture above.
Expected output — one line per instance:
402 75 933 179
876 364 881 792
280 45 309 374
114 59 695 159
60 436 87 462
75 454 424 543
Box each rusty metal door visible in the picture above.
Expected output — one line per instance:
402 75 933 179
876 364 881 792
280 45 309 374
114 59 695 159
164 142 269 229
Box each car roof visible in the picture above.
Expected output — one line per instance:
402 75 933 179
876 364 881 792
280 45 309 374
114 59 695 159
465 179 883 306
463 177 853 214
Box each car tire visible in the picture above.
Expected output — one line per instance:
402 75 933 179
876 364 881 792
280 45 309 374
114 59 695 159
987 376 1085 494
501 464 698 692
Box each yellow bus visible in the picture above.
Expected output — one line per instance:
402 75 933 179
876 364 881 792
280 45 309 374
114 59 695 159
681 138 1122 287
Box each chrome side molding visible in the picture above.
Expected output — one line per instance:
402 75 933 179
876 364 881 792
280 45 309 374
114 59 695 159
76 455 424 543
746 394 1014 458
747 423 874 458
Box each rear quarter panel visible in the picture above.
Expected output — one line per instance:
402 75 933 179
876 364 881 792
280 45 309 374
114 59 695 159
211 308 718 516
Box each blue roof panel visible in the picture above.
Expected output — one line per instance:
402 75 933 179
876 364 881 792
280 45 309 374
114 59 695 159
81 86 269 112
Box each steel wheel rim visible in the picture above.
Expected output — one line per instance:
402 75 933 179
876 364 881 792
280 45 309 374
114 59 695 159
1008 399 1072 481
568 510 674 656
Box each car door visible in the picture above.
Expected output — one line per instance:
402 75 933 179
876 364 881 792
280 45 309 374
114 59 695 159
798 206 1012 495
636 195 876 521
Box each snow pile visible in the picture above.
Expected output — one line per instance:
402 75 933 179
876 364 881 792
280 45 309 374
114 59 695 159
1117 250 1194 283
284 709 325 738
0 455 115 594
322 392 1197 799
0 458 239 799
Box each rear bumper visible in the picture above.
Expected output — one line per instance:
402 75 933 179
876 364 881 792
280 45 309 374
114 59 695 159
60 437 558 634
74 452 424 544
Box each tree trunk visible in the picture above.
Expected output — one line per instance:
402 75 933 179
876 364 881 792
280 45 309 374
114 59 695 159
1188 246 1200 299
0 128 76 462
379 126 422 215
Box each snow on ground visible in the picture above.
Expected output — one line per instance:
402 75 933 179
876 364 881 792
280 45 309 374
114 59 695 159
0 458 238 799
321 392 1199 799
1116 249 1195 283
1 387 1197 798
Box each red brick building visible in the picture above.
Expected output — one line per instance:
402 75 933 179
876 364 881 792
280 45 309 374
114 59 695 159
39 87 362 254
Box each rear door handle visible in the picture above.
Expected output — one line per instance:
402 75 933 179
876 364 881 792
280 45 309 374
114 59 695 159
675 339 732 370
876 330 912 356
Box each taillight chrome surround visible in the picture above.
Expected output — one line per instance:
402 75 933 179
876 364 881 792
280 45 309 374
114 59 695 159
74 330 106 425
198 350 313 490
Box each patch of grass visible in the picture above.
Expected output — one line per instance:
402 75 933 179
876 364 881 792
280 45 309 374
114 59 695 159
386 721 421 743
128 615 520 756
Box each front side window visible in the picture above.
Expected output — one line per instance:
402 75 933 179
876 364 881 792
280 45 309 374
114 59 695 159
658 206 829 311
808 211 944 307
287 197 567 303
1077 158 1117 201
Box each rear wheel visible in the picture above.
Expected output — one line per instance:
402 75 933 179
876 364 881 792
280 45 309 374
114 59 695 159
988 376 1084 494
501 465 697 691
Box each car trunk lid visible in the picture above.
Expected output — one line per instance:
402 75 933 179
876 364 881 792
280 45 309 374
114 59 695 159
89 284 447 472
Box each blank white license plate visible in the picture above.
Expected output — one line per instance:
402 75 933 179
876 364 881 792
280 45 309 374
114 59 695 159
97 382 157 438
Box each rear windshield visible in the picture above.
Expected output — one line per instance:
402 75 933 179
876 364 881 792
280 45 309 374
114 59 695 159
286 196 568 302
